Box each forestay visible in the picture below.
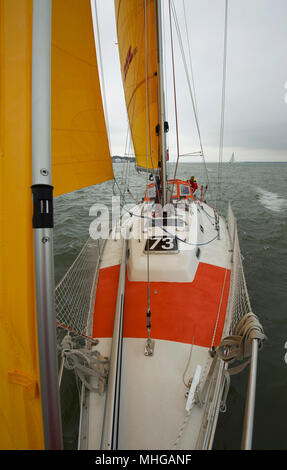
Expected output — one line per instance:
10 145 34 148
115 0 160 170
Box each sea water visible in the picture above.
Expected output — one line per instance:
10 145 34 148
54 161 287 450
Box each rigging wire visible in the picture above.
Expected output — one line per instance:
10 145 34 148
182 0 198 118
147 0 157 180
91 0 111 151
112 174 219 249
118 3 151 199
144 0 152 341
128 1 157 189
162 1 169 138
123 204 219 248
170 0 211 192
168 0 181 183
126 4 144 174
93 0 133 201
216 0 229 207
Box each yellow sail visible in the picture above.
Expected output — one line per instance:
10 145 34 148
115 0 159 170
0 0 113 449
0 0 44 449
52 0 113 196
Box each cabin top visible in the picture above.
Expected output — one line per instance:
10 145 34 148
144 179 195 202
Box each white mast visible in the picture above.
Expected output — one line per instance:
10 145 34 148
31 0 62 450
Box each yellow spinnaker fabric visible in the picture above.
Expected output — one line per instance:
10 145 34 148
0 0 44 449
0 0 113 449
115 0 159 170
52 0 113 196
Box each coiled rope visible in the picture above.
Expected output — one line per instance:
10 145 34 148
216 312 265 375
61 334 109 394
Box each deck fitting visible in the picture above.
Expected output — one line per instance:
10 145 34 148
144 338 155 356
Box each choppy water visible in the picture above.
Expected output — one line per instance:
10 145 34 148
54 161 287 450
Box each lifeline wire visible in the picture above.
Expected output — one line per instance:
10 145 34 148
110 175 220 249
125 205 219 248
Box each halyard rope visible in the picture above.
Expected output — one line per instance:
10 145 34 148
210 267 229 350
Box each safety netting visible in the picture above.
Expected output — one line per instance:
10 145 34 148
55 237 104 340
226 202 253 333
218 202 265 374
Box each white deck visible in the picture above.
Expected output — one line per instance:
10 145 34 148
83 338 225 450
78 200 232 450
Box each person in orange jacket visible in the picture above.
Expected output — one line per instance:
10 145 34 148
189 176 198 193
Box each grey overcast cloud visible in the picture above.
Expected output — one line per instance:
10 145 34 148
94 0 287 162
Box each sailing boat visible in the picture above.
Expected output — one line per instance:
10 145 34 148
0 0 264 452
229 152 235 164
73 0 264 450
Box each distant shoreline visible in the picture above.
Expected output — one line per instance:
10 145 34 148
112 156 287 164
112 156 136 162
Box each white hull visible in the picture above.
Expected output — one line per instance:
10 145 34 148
78 195 233 450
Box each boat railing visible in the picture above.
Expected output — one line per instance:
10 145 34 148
226 202 252 333
224 202 265 449
55 236 105 345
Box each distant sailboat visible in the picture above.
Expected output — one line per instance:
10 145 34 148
229 152 235 164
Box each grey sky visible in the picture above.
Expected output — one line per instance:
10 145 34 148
95 0 287 162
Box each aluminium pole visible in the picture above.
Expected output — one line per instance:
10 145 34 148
31 0 63 450
155 0 167 207
241 338 259 450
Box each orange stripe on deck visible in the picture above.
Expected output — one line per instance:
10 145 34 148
93 263 231 348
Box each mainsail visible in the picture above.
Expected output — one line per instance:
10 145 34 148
115 0 160 170
0 0 113 449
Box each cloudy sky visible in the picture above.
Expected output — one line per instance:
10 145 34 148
94 0 287 162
